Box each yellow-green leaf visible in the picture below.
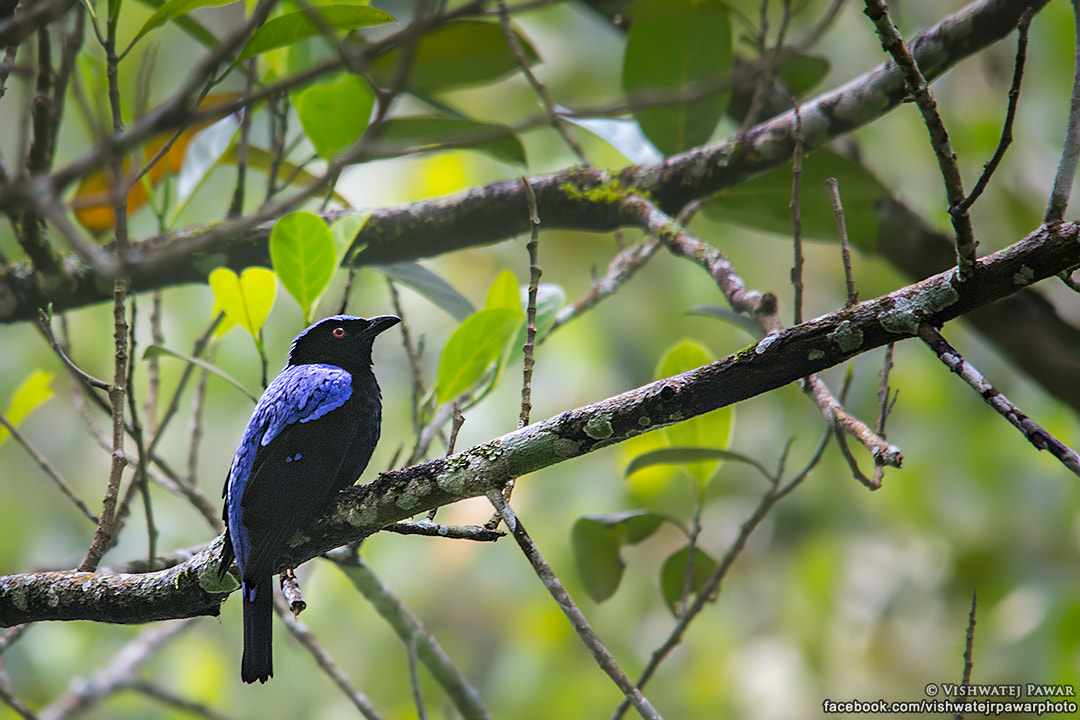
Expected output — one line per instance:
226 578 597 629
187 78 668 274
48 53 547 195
435 308 523 404
208 267 276 337
655 339 736 483
484 269 519 311
0 370 54 447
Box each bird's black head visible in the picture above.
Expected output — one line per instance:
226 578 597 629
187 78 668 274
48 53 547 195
287 315 400 371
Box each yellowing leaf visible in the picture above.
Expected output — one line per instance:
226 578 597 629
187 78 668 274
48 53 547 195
73 93 241 235
208 267 276 337
0 370 55 447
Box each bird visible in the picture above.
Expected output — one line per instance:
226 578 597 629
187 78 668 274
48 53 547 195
218 314 400 683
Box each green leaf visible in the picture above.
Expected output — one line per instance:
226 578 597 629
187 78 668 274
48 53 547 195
131 0 220 50
572 517 625 603
0 370 54 447
143 345 257 402
295 73 375 159
270 211 338 324
126 0 233 53
235 5 395 64
703 148 890 251
330 213 371 261
660 545 717 616
622 0 733 156
208 267 276 337
485 269 519 311
377 262 475 323
368 115 527 166
571 512 667 603
625 446 769 479
435 308 523 404
776 52 830 96
369 20 539 96
655 339 736 483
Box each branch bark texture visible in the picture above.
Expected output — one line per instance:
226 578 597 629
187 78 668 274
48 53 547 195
2 219 1076 627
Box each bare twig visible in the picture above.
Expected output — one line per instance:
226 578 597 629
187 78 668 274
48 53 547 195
960 9 1031 212
862 0 977 276
486 490 662 720
520 177 541 428
496 0 588 164
407 631 429 720
545 237 660 338
387 278 426 433
825 177 858 306
36 310 110 391
38 621 195 720
274 596 385 720
625 195 902 478
381 521 503 541
961 590 977 691
875 343 897 437
918 323 1080 476
0 412 98 523
611 431 831 720
791 102 806 325
1045 0 1080 224
331 552 490 720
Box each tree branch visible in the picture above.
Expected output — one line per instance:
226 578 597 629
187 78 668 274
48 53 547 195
1 220 1077 627
0 0 1047 325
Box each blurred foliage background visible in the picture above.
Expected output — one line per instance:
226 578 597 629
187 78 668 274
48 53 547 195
1 0 1079 718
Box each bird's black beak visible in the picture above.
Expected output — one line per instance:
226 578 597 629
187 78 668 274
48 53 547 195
367 315 401 336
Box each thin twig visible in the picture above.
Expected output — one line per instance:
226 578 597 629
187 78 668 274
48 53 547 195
918 323 1080 477
824 177 858 306
124 681 239 720
862 0 977 276
126 299 158 569
960 9 1031 212
791 103 806 325
274 596 385 720
407 631 430 720
387 278 425 433
611 431 831 720
486 490 662 720
38 621 195 720
331 552 490 720
626 195 902 478
875 343 897 437
0 412 98 523
36 310 110 391
545 237 660 338
381 521 503 541
496 0 589 164
961 590 977 691
1045 0 1080 224
519 176 541 428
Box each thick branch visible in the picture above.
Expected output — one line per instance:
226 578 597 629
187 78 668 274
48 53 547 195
1 221 1077 627
0 0 1047 324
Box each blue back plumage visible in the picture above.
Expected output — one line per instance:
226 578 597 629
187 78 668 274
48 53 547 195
225 363 353 576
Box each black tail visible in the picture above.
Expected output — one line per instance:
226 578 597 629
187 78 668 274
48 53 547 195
241 577 273 683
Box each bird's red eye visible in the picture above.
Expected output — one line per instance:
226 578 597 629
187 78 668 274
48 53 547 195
332 327 345 338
